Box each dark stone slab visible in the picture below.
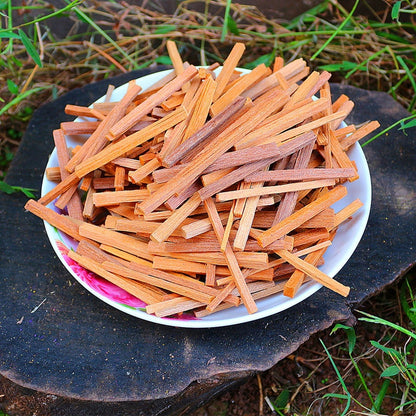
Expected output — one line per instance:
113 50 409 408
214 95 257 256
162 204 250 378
1 69 415 415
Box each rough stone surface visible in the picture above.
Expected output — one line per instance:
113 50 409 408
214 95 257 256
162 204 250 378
0 69 415 415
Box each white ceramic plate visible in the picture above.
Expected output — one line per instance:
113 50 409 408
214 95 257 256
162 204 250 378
41 68 371 328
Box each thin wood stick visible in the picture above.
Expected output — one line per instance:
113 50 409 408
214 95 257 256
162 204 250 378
150 192 201 243
65 80 142 172
339 120 380 150
292 228 329 247
206 263 217 287
204 197 258 314
164 181 200 211
74 106 187 178
216 179 335 202
107 65 198 140
158 76 201 160
210 63 270 116
146 297 204 317
283 237 333 298
221 206 235 252
257 185 347 247
233 181 250 218
79 222 153 261
64 105 104 119
114 166 126 191
245 167 356 183
153 256 230 276
180 212 229 239
233 181 264 251
161 96 246 168
276 249 349 297
25 199 83 241
333 198 364 228
284 71 320 108
93 189 150 207
38 172 80 206
53 129 83 220
166 40 185 77
128 158 161 184
61 121 101 135
99 244 153 268
102 260 214 304
213 42 246 101
153 250 268 269
182 75 217 141
241 110 347 150
329 131 358 180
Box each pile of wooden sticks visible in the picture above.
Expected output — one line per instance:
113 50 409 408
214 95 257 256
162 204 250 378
25 41 379 317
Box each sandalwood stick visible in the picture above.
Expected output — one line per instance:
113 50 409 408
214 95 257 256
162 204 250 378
166 40 185 77
257 185 347 247
161 96 246 167
74 106 187 178
25 199 83 241
150 193 201 243
53 129 83 220
276 249 349 297
206 263 217 287
213 43 246 101
102 260 214 304
93 189 150 207
147 297 204 317
107 65 198 140
79 222 153 261
65 80 142 172
245 167 356 183
204 197 258 314
210 63 269 116
233 180 264 251
216 179 335 202
339 120 380 150
67 251 164 305
333 198 364 228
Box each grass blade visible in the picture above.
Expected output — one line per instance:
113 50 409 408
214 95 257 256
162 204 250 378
0 181 36 198
345 46 389 79
372 379 390 413
18 29 43 67
396 56 416 111
359 310 416 340
0 86 46 116
221 0 233 42
320 339 351 416
70 4 138 69
361 115 416 147
391 1 402 20
0 0 82 33
311 0 360 61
